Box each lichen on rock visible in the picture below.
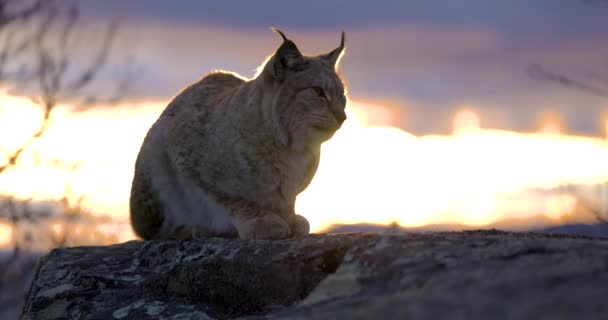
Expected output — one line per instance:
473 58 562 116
21 231 608 319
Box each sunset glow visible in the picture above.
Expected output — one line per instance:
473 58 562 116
1 94 607 245
0 224 10 246
299 102 608 230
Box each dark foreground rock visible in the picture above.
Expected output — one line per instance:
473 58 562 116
21 230 608 319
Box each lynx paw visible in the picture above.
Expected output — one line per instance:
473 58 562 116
237 214 291 240
168 225 211 240
292 214 310 237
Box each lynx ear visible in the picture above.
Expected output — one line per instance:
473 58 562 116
322 31 345 68
267 28 306 80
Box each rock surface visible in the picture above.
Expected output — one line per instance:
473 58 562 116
21 230 608 319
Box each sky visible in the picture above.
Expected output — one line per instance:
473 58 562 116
2 1 608 245
79 0 608 135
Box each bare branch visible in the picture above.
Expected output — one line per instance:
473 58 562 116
584 71 608 87
576 196 608 224
0 105 53 174
53 2 78 85
0 0 127 175
0 0 44 27
527 64 608 98
0 2 41 83
65 12 119 96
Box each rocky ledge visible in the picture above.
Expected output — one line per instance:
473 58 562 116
21 230 608 319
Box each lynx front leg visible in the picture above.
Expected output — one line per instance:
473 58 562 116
208 194 293 239
168 225 209 240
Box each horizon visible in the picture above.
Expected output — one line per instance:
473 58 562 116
0 93 607 247
0 0 608 247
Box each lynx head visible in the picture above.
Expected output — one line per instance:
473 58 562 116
259 28 347 148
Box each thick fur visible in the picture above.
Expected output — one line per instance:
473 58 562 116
130 30 347 240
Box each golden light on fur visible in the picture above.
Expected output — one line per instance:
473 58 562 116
1 94 608 245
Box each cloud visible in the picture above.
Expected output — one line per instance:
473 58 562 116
29 2 608 135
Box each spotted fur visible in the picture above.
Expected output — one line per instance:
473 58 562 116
130 30 347 240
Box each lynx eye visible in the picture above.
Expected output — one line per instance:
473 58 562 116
312 87 326 100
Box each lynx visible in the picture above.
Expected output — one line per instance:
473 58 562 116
130 29 347 240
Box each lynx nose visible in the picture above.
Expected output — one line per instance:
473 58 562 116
333 109 347 124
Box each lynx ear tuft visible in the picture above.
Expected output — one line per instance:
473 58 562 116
271 27 288 42
265 28 307 81
323 30 346 68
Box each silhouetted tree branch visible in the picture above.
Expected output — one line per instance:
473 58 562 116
527 0 608 223
0 0 129 258
528 0 608 98
0 0 127 176
527 64 608 98
578 197 608 224
560 184 608 224
0 1 43 26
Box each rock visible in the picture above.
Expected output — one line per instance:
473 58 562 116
21 230 608 319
